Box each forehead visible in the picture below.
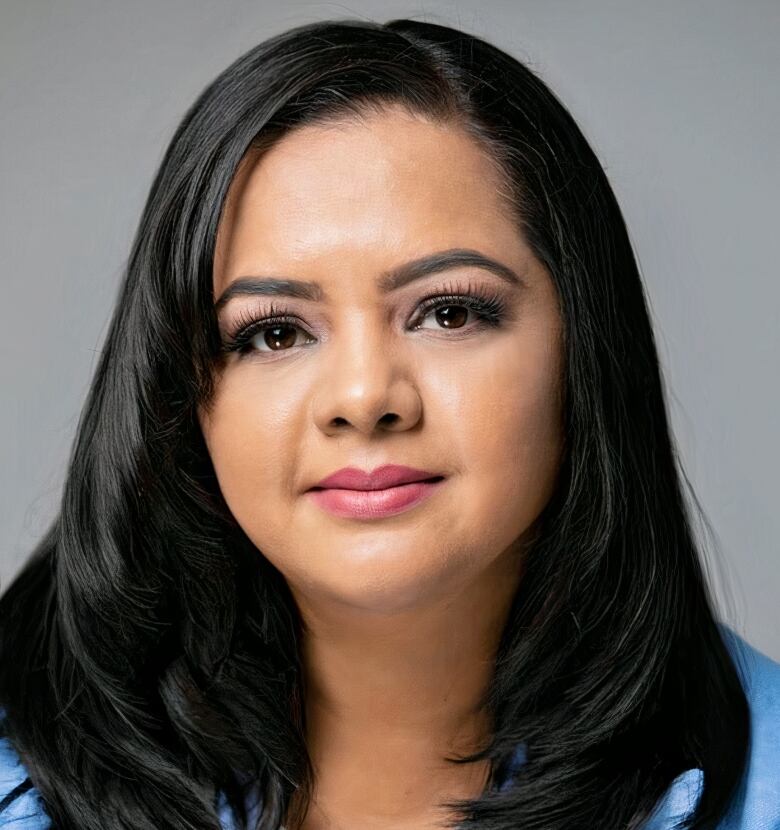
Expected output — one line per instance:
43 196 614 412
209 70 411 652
212 106 521 294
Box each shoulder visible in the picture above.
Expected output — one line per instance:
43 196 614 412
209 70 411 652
717 623 780 827
0 711 243 829
0 709 50 828
645 625 780 829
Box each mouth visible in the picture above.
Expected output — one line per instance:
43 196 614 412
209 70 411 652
305 476 447 519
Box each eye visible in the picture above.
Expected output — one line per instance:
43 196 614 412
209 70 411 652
414 300 487 331
245 319 315 354
219 282 509 360
411 287 506 332
220 304 316 358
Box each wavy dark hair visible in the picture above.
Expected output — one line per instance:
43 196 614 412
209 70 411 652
0 16 749 830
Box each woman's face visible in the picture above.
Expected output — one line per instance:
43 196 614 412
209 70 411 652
199 105 564 614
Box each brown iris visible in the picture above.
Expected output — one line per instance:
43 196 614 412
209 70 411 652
264 325 298 351
435 305 469 328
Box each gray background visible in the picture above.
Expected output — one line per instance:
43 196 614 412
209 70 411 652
1 1 777 658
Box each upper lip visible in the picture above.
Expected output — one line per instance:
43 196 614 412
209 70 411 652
310 464 443 491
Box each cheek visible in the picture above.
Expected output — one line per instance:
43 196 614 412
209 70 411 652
443 326 564 542
199 375 302 516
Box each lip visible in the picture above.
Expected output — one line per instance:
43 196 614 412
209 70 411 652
306 479 445 519
306 464 446 520
310 464 443 491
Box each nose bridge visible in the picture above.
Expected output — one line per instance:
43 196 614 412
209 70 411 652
313 306 418 433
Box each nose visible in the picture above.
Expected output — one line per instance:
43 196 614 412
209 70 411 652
311 323 422 436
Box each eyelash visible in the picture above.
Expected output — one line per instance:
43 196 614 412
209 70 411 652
219 279 508 358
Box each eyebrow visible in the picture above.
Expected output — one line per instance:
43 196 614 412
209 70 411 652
213 248 526 312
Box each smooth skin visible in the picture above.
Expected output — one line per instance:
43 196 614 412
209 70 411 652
198 104 565 829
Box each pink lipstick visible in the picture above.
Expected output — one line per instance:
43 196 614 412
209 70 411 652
306 464 445 519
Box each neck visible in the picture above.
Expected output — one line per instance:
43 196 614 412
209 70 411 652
287 541 525 828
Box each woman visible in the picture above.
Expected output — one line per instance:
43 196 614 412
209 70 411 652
0 16 777 830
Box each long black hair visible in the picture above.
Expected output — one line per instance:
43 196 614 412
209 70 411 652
0 17 749 830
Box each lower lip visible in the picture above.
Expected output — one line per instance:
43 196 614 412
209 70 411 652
306 478 445 519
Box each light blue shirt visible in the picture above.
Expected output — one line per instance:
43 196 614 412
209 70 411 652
2 624 779 827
